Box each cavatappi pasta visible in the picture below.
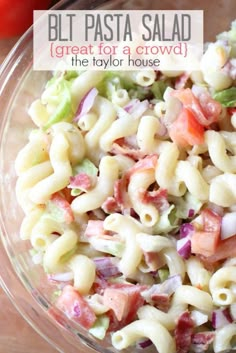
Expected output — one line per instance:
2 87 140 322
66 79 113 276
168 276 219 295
15 21 236 353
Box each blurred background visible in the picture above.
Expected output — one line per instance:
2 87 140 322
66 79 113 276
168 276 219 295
0 0 58 38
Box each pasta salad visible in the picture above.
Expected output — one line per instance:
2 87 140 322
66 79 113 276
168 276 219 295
15 20 236 353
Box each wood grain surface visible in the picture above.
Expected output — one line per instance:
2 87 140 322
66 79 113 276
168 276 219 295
0 38 57 353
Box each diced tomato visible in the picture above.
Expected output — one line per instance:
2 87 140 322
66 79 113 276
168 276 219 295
172 88 221 126
191 209 221 257
175 72 190 90
191 231 219 257
103 283 145 331
169 107 205 147
104 288 129 321
199 234 236 264
54 285 96 329
228 107 236 115
50 192 74 224
202 208 222 233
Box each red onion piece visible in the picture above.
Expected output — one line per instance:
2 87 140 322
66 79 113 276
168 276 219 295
48 272 74 282
142 274 182 302
191 332 215 352
177 237 191 259
221 212 236 240
180 223 194 239
137 339 153 349
93 257 120 278
212 308 233 329
124 99 149 119
188 209 195 218
124 99 139 112
74 88 98 122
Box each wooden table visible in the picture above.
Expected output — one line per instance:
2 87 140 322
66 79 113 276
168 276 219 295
0 37 57 353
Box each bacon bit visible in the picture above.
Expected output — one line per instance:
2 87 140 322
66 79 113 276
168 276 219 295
126 154 158 179
102 177 129 214
84 220 105 238
111 137 147 161
114 178 129 208
191 332 215 351
143 251 166 272
60 187 75 203
68 172 92 191
50 192 74 224
139 188 169 212
92 276 109 294
88 208 106 220
114 179 125 206
175 311 194 353
175 72 190 90
151 293 170 312
101 197 121 214
129 208 139 219
111 142 146 161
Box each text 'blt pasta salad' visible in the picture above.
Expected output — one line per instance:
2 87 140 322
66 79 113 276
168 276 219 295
15 21 236 353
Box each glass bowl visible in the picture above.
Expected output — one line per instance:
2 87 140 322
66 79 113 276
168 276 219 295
0 0 236 352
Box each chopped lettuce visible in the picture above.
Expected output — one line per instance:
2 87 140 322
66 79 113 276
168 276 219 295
128 86 152 101
217 20 236 57
213 87 236 107
89 315 109 340
60 247 77 263
97 72 134 100
158 269 169 283
152 205 179 234
97 71 170 102
44 247 77 273
63 71 79 80
172 192 203 220
70 188 83 197
151 80 169 101
42 78 73 130
43 200 65 223
72 158 98 176
90 237 124 257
